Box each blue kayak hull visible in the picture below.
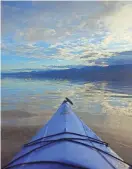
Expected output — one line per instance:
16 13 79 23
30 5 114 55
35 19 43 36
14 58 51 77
3 100 130 169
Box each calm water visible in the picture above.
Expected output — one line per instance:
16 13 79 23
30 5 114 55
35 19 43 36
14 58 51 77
2 78 132 163
1 78 132 136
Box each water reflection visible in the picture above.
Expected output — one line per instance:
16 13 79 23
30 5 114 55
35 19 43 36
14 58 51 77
1 78 132 132
2 78 132 164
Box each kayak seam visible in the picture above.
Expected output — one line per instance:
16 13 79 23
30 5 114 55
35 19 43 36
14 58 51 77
2 161 89 169
64 108 67 132
79 118 117 169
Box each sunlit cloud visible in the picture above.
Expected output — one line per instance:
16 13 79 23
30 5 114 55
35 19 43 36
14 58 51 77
1 1 132 69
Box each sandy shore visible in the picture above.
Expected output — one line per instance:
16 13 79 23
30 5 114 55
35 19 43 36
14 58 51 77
1 110 132 167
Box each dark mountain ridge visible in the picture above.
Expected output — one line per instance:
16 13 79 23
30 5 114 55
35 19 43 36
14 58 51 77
2 64 132 82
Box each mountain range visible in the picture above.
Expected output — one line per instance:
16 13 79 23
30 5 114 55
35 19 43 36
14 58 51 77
2 64 132 82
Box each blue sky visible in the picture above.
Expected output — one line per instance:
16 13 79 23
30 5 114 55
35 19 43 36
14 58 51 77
1 1 132 71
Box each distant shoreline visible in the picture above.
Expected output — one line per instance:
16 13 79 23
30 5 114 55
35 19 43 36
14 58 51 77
2 64 132 82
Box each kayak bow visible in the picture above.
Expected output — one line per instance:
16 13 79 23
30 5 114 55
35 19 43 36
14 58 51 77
3 98 131 169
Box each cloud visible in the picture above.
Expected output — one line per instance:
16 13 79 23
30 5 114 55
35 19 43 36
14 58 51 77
102 3 132 47
15 28 56 42
1 1 132 67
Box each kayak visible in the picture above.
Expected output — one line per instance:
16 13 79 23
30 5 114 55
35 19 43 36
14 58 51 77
3 98 132 169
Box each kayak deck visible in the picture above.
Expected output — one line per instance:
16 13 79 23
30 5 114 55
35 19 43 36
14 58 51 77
3 99 131 169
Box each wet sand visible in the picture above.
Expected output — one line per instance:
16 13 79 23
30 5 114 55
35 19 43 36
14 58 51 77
1 111 132 167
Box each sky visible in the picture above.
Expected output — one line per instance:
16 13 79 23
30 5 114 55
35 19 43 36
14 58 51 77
1 1 132 71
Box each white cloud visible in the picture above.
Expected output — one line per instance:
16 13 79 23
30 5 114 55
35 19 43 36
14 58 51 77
102 3 132 46
1 1 132 66
15 28 56 42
